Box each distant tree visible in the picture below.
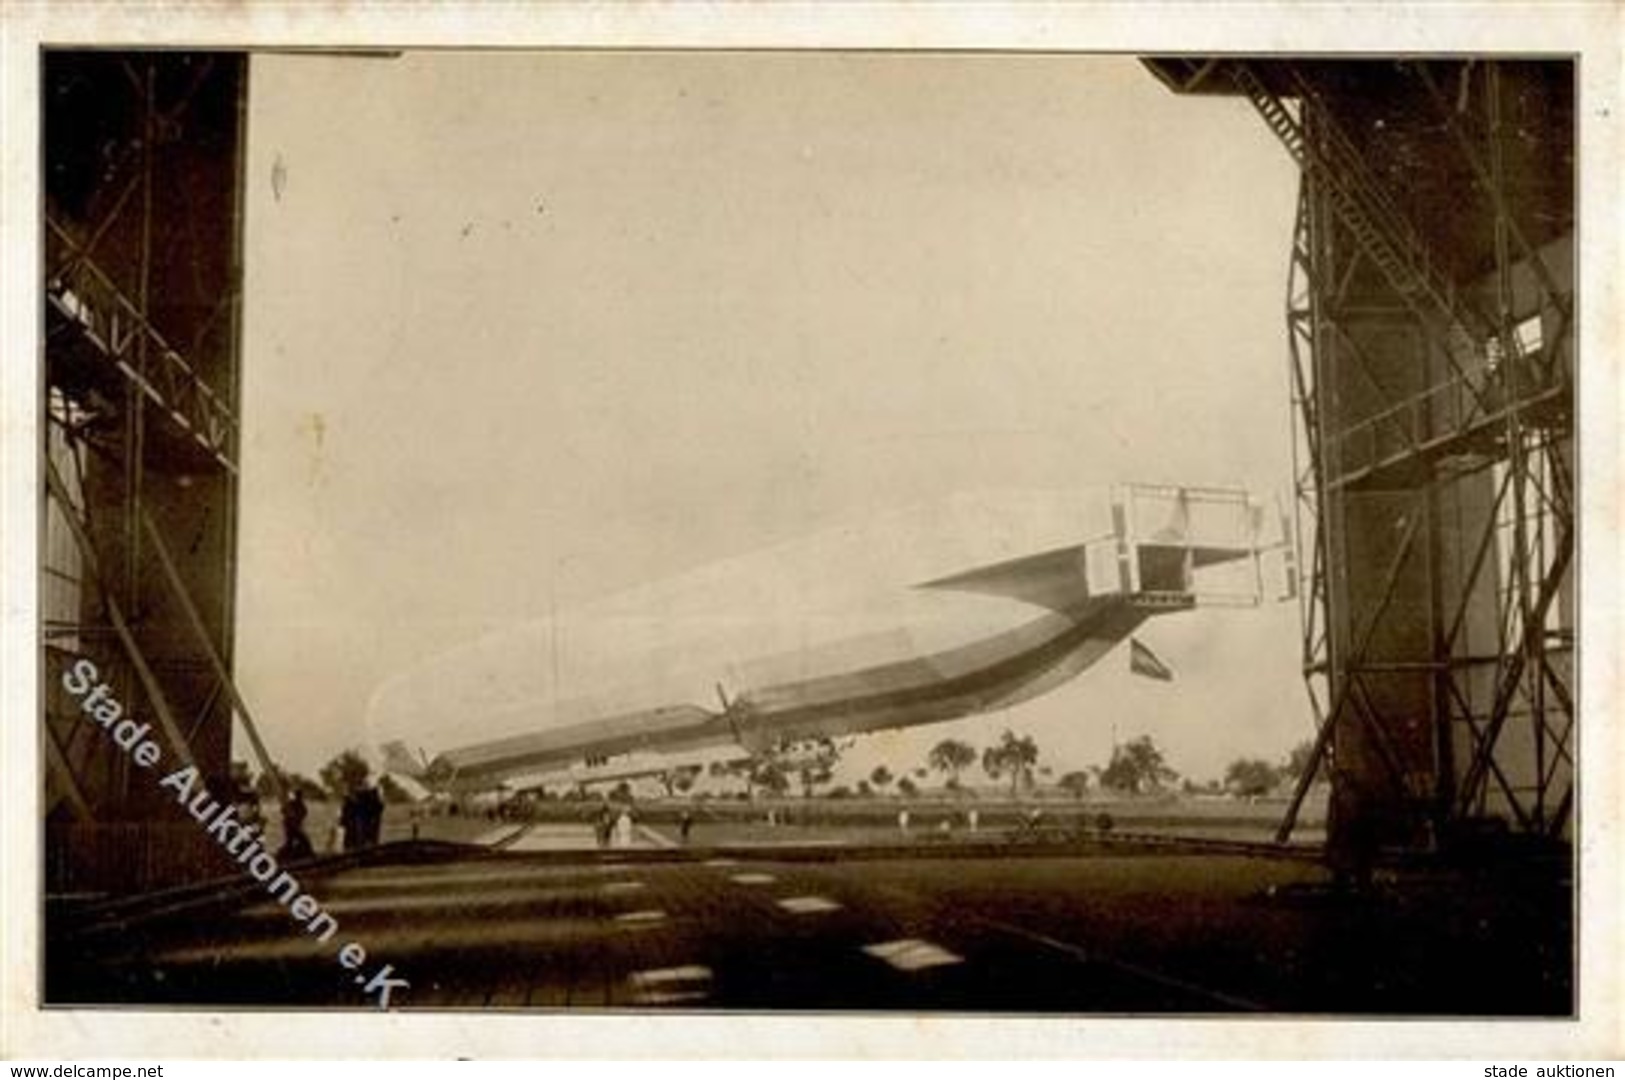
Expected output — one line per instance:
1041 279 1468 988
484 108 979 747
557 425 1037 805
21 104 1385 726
319 749 371 799
856 779 874 798
1098 735 1178 795
826 785 852 800
1224 758 1279 798
896 776 919 798
927 739 978 789
1058 770 1093 800
289 773 328 801
869 765 894 793
254 765 289 800
981 730 1040 797
610 780 634 803
1281 739 1318 784
763 765 792 797
750 756 790 797
796 738 841 799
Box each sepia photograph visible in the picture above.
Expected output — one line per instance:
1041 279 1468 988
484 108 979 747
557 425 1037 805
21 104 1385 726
5 1 1619 1063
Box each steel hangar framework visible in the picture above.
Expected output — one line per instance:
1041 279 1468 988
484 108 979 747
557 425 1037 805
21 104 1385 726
41 51 286 893
1145 59 1575 854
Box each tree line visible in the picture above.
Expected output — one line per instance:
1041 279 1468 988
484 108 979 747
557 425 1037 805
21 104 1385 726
244 732 1317 807
698 729 1317 802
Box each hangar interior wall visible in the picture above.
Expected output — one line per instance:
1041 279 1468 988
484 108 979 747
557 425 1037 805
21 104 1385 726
1145 58 1574 854
43 52 253 893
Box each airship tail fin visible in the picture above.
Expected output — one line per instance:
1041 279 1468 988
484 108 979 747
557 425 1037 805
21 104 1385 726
381 739 428 780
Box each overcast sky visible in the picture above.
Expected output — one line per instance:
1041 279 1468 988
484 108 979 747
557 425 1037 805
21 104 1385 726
235 50 1304 784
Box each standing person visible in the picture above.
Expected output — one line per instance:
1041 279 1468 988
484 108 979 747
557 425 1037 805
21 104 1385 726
898 808 910 836
678 810 694 845
593 804 612 848
359 782 385 846
614 805 634 848
233 776 263 833
339 789 361 852
967 807 980 834
278 789 312 861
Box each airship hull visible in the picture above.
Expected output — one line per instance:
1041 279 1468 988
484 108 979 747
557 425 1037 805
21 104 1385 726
372 484 1280 791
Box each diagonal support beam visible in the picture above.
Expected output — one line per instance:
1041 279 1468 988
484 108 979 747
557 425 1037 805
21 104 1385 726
138 506 288 806
1454 521 1573 818
44 459 197 771
1276 497 1424 843
1441 675 1530 828
45 721 95 821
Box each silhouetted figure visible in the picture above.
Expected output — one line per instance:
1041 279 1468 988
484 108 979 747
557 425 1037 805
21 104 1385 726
339 790 362 852
234 779 262 829
593 805 613 848
678 811 694 845
277 789 313 860
356 783 385 847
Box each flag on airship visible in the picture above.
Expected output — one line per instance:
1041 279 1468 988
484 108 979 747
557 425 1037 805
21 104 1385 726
1128 637 1174 681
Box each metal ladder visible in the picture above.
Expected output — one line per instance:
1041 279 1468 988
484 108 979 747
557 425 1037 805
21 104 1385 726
1229 62 1499 390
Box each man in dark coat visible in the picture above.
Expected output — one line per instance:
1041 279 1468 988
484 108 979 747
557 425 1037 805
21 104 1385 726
278 789 313 861
356 783 386 847
339 789 362 851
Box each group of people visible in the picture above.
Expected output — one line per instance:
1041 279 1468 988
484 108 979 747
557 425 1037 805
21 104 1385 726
271 783 384 860
224 773 386 863
339 783 386 851
592 803 636 848
895 807 981 836
591 804 698 847
230 777 317 863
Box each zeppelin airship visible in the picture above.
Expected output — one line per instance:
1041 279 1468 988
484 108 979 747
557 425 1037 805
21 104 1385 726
371 483 1288 796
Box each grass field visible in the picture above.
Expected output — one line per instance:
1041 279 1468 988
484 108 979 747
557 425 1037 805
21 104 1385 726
439 789 1321 847
255 787 1328 852
635 792 1327 847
